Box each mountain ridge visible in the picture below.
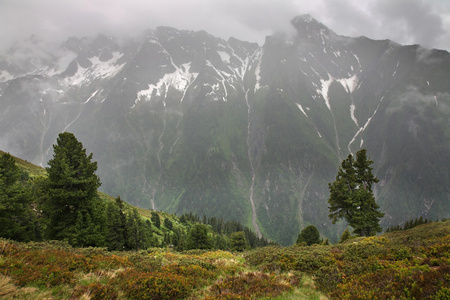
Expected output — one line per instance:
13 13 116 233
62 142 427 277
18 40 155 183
1 15 449 245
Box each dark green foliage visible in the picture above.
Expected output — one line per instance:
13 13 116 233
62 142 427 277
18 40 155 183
187 223 212 250
328 149 384 236
163 217 173 230
72 206 106 247
195 213 272 248
173 228 187 251
44 132 105 246
151 211 161 229
0 153 35 241
230 231 248 251
296 225 322 246
105 197 127 251
386 216 431 232
126 208 153 250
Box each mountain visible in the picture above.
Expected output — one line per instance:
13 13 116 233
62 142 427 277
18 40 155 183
1 15 449 245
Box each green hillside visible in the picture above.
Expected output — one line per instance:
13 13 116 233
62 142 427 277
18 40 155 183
0 150 46 178
0 149 270 251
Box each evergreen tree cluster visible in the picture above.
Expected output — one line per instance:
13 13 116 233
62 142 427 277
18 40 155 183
176 212 273 251
0 132 271 252
385 216 431 233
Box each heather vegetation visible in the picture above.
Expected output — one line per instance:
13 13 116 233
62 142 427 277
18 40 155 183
0 220 448 299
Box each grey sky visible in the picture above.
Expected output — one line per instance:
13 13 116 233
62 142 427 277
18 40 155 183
0 0 449 52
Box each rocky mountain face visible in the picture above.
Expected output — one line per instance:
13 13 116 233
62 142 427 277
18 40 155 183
1 15 449 244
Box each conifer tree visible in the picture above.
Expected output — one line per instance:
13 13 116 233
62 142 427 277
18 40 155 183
296 225 322 246
151 211 161 229
187 223 212 250
105 197 127 251
230 231 248 251
164 217 173 230
44 132 104 246
328 149 384 236
0 153 35 241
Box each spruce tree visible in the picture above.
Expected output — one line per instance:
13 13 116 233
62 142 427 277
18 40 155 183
44 132 104 246
0 153 35 241
328 149 384 236
164 217 173 230
187 223 212 250
229 231 248 251
105 197 127 251
151 211 161 229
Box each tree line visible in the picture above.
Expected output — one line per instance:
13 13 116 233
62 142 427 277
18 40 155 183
0 132 270 252
1 132 388 249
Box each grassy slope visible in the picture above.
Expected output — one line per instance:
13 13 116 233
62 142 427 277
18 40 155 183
1 149 168 221
0 220 448 299
0 150 46 178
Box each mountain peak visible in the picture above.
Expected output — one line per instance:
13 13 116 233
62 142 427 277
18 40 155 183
291 14 336 39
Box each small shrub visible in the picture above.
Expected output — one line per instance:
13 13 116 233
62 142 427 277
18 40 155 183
206 271 295 299
71 283 118 300
114 269 193 299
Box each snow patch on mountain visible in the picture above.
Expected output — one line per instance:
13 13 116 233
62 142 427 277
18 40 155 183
60 52 124 86
84 89 101 104
254 58 263 93
317 73 359 110
350 103 358 126
134 62 198 107
0 70 14 82
337 74 358 93
348 96 383 152
296 103 308 117
218 51 231 64
318 74 333 110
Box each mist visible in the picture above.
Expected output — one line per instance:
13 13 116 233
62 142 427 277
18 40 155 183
1 0 449 53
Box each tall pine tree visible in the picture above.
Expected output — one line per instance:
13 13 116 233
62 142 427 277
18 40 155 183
328 149 384 236
44 132 105 246
105 197 127 251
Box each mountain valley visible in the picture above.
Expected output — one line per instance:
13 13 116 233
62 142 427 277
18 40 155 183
1 15 449 244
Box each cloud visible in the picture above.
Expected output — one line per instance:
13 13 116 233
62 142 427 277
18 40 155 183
371 0 445 48
0 0 449 52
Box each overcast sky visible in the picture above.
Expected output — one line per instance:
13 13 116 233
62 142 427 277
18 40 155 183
1 0 449 52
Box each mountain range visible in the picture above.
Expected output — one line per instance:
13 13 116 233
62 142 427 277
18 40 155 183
1 15 449 245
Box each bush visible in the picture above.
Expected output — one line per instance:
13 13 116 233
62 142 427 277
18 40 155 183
114 269 193 299
70 283 118 300
206 271 296 299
